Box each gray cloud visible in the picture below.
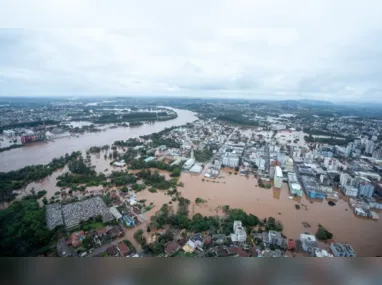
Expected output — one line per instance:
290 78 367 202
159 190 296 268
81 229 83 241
0 1 382 101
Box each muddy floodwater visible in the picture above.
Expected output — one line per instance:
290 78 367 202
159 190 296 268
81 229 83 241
175 172 382 257
0 107 197 172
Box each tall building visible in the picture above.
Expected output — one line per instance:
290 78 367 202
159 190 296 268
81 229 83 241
346 143 353 157
353 177 375 198
274 166 283 188
285 157 294 172
222 155 240 168
287 172 303 196
365 142 375 155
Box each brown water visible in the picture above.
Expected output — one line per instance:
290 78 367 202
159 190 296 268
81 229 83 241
0 107 197 172
110 169 382 256
174 171 382 257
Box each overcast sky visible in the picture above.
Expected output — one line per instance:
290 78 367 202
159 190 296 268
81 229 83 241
0 0 382 102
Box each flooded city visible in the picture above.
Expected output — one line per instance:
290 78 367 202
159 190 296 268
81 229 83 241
0 107 198 172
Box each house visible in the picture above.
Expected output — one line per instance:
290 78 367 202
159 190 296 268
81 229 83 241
110 206 123 221
107 225 124 239
186 233 204 251
165 241 180 256
268 231 285 247
106 245 120 257
57 238 74 257
212 234 227 245
300 233 318 253
69 231 85 248
97 228 107 237
231 221 247 243
287 239 296 251
249 247 258 257
113 160 126 167
122 215 135 227
312 248 333 257
117 242 129 257
260 249 283 257
330 242 356 257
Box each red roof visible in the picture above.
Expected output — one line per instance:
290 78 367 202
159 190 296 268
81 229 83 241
97 228 107 235
288 239 296 250
118 242 129 256
165 241 180 255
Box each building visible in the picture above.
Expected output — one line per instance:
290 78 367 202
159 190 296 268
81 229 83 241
353 177 375 198
113 160 126 167
312 248 333 257
300 176 325 199
21 132 46 144
189 164 203 174
330 242 356 257
287 172 303 196
222 154 240 168
110 207 122 221
340 173 354 188
274 166 283 189
285 157 294 172
365 142 375 155
183 158 195 170
3 130 15 137
300 233 318 253
186 233 204 251
122 215 135 227
277 153 286 167
231 221 247 243
268 231 285 247
342 184 358 197
144 156 155 163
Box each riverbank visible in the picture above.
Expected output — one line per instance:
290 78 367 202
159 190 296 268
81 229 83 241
0 107 197 172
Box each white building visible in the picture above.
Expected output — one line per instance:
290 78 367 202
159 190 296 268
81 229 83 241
285 157 294 172
110 207 122 220
271 124 286 131
274 166 283 188
3 130 15 137
340 173 354 188
342 184 358 197
231 221 247 243
222 155 240 168
189 164 203 174
183 158 195 170
287 172 303 196
313 248 333 257
113 160 126 167
300 233 318 253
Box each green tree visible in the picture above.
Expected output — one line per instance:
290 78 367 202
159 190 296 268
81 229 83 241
82 236 94 250
171 167 181 177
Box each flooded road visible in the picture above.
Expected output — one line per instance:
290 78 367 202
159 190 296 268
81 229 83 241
0 107 197 172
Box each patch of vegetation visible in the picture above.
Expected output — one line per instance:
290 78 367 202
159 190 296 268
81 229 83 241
316 224 333 241
123 239 137 254
148 187 157 193
195 197 207 204
134 229 147 245
0 151 81 202
0 198 56 256
136 169 173 190
194 149 214 162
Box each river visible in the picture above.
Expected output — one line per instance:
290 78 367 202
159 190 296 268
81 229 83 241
0 108 197 172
